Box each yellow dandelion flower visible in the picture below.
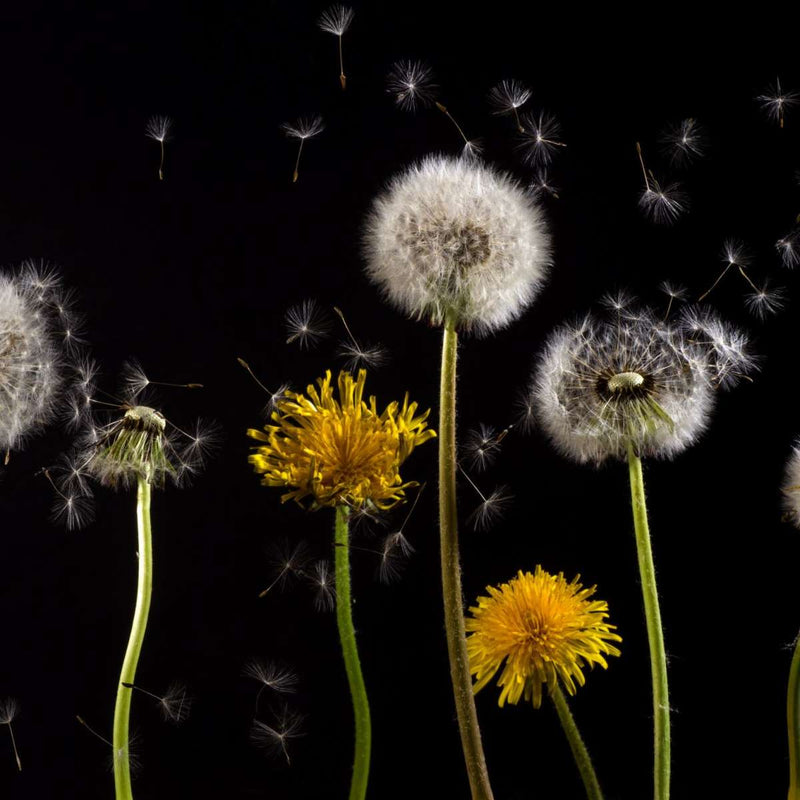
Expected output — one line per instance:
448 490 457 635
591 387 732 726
466 566 621 709
247 369 435 510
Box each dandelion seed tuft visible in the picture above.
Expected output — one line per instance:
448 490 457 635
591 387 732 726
317 4 353 36
517 110 566 167
250 706 305 765
660 118 706 165
466 566 621 708
386 60 438 111
363 155 551 335
488 79 532 115
285 299 330 349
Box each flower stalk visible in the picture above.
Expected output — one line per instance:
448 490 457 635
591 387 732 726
334 505 371 800
550 685 604 800
439 315 493 800
627 441 670 800
788 629 800 800
113 473 154 800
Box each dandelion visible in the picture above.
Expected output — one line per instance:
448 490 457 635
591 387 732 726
532 300 753 800
247 369 434 800
285 299 330 349
488 79 531 132
1 266 68 460
518 110 566 167
363 153 551 798
251 705 305 765
317 5 354 90
757 77 799 128
333 307 388 371
281 115 324 183
63 367 215 797
660 118 706 165
364 156 550 335
466 567 620 799
783 445 800 799
635 141 688 224
0 698 21 771
386 60 438 111
145 115 172 180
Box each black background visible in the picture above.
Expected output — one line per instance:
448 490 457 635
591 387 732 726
0 4 797 798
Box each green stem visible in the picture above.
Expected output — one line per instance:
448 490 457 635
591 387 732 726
626 441 670 800
439 315 494 800
334 505 371 800
550 685 604 800
113 475 153 800
788 631 800 799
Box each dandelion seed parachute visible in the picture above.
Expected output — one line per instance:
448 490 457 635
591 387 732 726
363 155 551 334
386 60 438 111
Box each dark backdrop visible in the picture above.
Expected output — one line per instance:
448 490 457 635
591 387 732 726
0 4 796 799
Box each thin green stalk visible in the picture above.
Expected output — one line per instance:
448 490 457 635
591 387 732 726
626 441 670 800
550 685 604 800
334 505 371 800
787 632 800 799
113 474 153 800
439 315 494 800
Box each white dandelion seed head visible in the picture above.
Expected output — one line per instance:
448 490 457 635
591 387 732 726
638 179 688 225
317 4 354 36
386 60 438 112
532 306 717 465
660 118 706 165
488 79 532 114
0 268 68 454
363 155 551 335
145 115 172 142
783 444 800 528
280 115 325 140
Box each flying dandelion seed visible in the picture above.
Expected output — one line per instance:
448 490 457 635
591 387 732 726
76 715 143 775
243 659 299 695
284 299 331 349
145 115 172 180
434 101 481 160
698 238 769 309
660 118 706 165
259 540 312 597
458 463 512 531
528 169 560 200
0 698 21 771
317 5 354 90
744 280 787 319
658 281 688 319
281 115 324 183
463 423 506 472
308 560 336 611
121 682 192 725
635 142 687 224
599 288 636 314
333 306 388 371
251 706 305 765
757 77 799 128
777 229 800 269
518 110 566 167
376 483 423 583
386 60 438 111
237 358 290 416
488 79 532 132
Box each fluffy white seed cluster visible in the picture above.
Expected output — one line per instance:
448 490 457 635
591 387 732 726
363 156 551 335
0 267 68 454
532 303 754 465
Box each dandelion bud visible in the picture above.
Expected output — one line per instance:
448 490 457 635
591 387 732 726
363 155 551 335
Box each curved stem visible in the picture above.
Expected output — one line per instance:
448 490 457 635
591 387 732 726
788 631 800 799
334 505 371 800
550 685 604 800
627 442 670 800
113 475 153 800
439 315 494 800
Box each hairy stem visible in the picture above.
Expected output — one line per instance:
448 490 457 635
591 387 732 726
334 505 371 800
113 474 153 800
627 442 670 800
788 631 800 799
439 315 494 800
551 685 604 800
